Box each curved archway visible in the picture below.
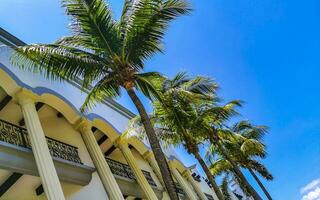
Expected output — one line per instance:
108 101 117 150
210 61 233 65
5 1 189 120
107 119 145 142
0 66 81 125
169 157 190 173
0 67 21 96
37 92 81 125
127 137 150 156
91 117 120 142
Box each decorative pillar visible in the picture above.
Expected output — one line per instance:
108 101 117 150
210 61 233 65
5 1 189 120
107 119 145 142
115 138 158 200
77 119 124 200
16 91 65 200
143 151 169 200
143 151 165 187
182 170 208 200
169 163 198 200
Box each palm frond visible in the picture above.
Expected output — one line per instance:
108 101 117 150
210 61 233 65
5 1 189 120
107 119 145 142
118 0 137 38
248 159 274 180
134 71 164 100
80 74 120 112
54 35 103 53
209 159 232 176
221 176 232 200
232 120 269 140
62 0 120 56
182 76 218 96
123 0 191 68
241 139 266 158
11 44 107 88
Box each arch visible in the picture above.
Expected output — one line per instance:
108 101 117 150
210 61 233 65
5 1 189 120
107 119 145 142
37 92 81 124
0 63 81 124
169 156 190 173
127 137 150 156
91 117 121 142
0 66 21 96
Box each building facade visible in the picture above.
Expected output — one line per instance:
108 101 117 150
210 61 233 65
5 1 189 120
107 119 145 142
0 28 218 200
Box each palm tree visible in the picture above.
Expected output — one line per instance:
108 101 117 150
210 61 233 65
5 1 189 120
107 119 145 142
231 120 273 200
208 121 273 200
186 103 264 200
141 73 230 200
11 1 191 199
128 73 226 199
220 176 232 200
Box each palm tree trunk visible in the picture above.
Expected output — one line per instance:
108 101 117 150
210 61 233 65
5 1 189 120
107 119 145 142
248 168 272 200
215 141 262 200
193 151 225 200
126 88 179 200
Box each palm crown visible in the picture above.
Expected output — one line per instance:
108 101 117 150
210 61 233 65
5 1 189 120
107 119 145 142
208 120 273 200
12 0 191 111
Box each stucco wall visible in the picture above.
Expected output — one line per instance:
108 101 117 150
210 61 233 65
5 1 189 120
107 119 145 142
63 173 108 200
38 105 94 167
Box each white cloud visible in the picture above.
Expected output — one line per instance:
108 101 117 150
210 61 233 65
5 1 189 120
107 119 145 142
302 187 320 200
301 179 320 194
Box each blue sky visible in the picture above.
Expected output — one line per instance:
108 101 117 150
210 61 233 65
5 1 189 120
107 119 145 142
1 0 320 199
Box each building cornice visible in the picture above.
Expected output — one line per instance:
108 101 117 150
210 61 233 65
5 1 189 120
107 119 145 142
0 27 136 119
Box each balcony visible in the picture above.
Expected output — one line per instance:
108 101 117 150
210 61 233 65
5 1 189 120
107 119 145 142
0 119 94 186
105 157 157 187
0 119 83 164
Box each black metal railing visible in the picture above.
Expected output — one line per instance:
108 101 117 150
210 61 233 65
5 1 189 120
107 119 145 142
175 183 186 196
105 157 157 187
0 119 82 164
205 193 215 200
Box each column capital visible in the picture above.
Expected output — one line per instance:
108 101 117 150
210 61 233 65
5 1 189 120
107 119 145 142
75 118 92 132
14 88 38 106
142 150 153 160
182 169 192 178
114 136 128 148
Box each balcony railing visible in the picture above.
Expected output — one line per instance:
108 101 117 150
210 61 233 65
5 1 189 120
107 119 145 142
175 184 186 196
205 193 215 200
0 119 82 164
105 157 157 187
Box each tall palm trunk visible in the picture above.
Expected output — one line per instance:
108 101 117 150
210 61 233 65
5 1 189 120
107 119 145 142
127 88 179 200
213 139 262 200
193 151 224 200
248 168 272 200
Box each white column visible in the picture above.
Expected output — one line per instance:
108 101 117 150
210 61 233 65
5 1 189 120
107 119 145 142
16 91 65 200
115 138 158 200
143 151 170 200
143 151 165 187
170 164 198 200
77 120 124 200
183 170 208 200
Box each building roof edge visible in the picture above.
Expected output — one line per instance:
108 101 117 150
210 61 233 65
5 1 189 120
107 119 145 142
0 27 136 119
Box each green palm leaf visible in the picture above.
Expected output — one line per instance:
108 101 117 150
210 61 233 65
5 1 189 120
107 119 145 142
62 0 120 56
12 44 107 87
123 0 191 68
